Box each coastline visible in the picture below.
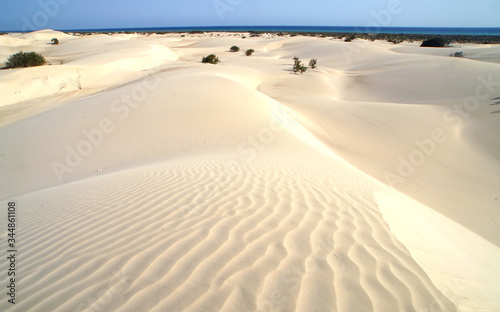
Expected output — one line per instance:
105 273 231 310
3 26 500 44
67 31 500 45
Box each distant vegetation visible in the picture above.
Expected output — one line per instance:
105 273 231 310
5 51 46 69
51 38 59 45
230 45 240 52
309 59 317 69
202 54 220 64
293 57 308 74
246 49 255 56
451 52 465 57
421 37 449 47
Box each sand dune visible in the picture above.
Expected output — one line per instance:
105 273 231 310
0 30 499 311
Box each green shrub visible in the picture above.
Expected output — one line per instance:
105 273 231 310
51 38 59 45
344 38 352 42
246 49 255 56
309 59 317 69
293 57 308 74
230 45 240 52
421 37 448 47
202 54 220 64
5 51 46 69
451 51 465 57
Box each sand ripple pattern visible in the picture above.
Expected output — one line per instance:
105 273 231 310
0 160 456 312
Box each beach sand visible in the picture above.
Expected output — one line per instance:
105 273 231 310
0 29 499 311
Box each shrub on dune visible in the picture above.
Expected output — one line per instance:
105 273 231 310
293 57 308 74
202 54 221 64
421 37 449 47
230 45 240 52
51 38 59 45
246 49 255 56
5 51 46 69
309 59 317 69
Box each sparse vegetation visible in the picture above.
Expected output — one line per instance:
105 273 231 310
202 54 221 64
51 38 59 45
450 51 465 57
344 38 352 42
293 57 308 74
421 37 449 47
5 51 46 69
246 49 255 56
57 71 82 92
309 59 317 69
230 45 240 52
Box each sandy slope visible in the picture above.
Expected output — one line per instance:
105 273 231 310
0 30 499 311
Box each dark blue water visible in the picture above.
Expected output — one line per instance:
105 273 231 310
63 26 500 36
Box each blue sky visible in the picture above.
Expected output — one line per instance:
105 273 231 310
1 0 499 31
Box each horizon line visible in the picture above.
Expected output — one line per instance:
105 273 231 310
3 25 500 33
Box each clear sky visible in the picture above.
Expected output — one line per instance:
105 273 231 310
1 0 499 31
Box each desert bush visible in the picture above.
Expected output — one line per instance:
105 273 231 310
344 38 352 42
246 49 255 56
230 45 240 52
450 51 465 57
309 59 317 69
51 38 59 45
202 54 220 64
421 37 448 47
293 57 308 74
5 51 46 69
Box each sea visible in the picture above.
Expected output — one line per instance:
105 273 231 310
61 26 500 36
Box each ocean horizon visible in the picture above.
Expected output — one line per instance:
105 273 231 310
7 25 500 36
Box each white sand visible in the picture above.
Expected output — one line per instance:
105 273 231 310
0 30 499 311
